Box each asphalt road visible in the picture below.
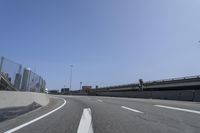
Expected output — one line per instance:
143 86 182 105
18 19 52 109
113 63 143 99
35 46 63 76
1 95 200 133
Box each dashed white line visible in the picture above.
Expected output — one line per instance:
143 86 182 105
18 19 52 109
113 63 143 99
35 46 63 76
121 106 143 113
154 105 200 114
4 97 67 133
97 99 103 102
77 108 94 133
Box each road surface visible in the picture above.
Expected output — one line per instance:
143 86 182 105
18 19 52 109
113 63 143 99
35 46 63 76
0 95 200 133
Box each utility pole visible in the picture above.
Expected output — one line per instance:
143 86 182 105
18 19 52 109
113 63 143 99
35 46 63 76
69 65 73 90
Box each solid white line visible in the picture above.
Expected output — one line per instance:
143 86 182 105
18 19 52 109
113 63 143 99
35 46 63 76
4 97 67 133
97 99 103 102
121 106 143 113
154 105 200 114
77 108 94 133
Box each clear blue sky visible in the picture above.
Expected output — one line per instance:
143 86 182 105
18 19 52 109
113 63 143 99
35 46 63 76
0 0 200 90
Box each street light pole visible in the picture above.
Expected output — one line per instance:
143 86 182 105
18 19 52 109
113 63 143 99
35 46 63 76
80 82 82 90
69 65 73 90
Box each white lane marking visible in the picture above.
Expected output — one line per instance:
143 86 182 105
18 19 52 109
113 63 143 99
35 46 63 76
77 108 94 133
97 99 103 102
121 106 143 113
4 97 67 133
154 105 200 114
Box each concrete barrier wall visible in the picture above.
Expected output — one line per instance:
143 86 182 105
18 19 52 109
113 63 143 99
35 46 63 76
0 91 49 109
96 90 200 102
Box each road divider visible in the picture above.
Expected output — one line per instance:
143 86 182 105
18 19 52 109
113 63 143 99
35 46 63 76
154 105 200 114
4 97 66 133
121 106 143 113
77 108 94 133
0 91 49 109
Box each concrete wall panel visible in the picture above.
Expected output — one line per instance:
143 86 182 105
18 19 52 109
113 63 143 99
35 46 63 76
0 91 49 109
96 90 200 102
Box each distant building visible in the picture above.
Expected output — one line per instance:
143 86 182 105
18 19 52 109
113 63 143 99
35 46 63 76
48 90 59 94
61 88 70 95
20 68 31 91
14 73 22 90
42 79 46 92
82 86 92 93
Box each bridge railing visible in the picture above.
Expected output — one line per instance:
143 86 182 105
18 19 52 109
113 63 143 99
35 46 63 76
144 75 200 85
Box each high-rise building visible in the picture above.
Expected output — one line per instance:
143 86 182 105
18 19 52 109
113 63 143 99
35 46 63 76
20 68 31 91
14 73 22 90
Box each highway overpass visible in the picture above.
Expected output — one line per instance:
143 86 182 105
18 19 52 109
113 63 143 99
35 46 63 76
85 76 200 102
94 75 200 92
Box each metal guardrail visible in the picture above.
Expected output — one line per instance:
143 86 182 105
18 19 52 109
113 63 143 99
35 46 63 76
145 75 200 84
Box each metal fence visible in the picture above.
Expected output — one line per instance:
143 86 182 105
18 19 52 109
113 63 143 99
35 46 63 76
0 56 46 92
